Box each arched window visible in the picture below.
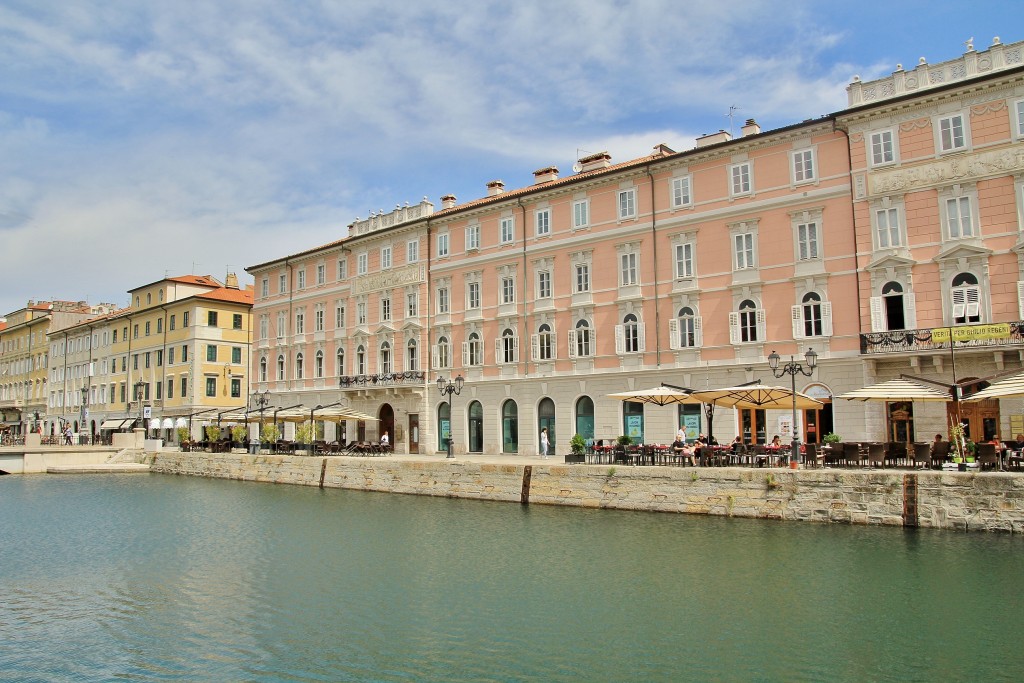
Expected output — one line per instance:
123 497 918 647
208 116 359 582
315 350 324 378
467 332 482 366
336 348 345 376
573 319 591 358
739 299 758 343
501 328 517 364
438 401 451 452
623 314 639 352
502 399 519 453
881 281 905 331
802 293 823 337
295 353 304 379
537 323 553 360
356 345 366 375
468 400 483 453
575 395 594 440
259 357 267 382
276 355 285 381
951 272 980 324
677 307 696 348
436 336 450 369
380 341 392 374
406 339 418 371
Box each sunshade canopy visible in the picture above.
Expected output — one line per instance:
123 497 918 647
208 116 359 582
310 406 377 422
963 372 1024 401
838 378 952 402
688 383 824 409
607 386 702 406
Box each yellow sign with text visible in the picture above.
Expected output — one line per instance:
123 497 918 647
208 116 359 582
931 323 1011 344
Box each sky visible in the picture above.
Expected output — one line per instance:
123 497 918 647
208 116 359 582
0 0 1018 316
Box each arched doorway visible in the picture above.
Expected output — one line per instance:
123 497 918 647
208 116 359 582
502 399 518 453
538 397 555 454
952 378 999 442
378 403 395 445
468 401 483 453
438 402 450 452
574 396 594 441
802 383 833 444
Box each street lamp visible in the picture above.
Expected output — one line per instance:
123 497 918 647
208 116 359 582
437 374 464 459
251 390 271 444
80 386 89 445
768 348 817 465
134 379 145 432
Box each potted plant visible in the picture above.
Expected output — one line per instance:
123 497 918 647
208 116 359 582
566 434 587 463
948 420 978 471
204 425 222 451
293 422 313 455
176 426 191 450
230 425 248 452
260 423 280 452
823 433 841 445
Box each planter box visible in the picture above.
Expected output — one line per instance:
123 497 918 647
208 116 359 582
564 453 586 464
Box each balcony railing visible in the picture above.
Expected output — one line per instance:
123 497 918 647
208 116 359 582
860 321 1024 355
339 371 426 388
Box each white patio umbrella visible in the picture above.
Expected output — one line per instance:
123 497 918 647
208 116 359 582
963 372 1024 401
837 378 952 402
688 383 824 410
606 386 703 406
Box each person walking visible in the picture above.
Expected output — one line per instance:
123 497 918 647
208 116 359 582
540 427 550 459
63 424 73 446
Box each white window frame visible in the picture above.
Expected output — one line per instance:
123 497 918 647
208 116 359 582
357 253 368 275
316 263 326 285
568 320 593 358
407 292 418 318
297 269 306 290
407 239 420 263
531 325 556 362
314 305 325 332
437 287 450 314
943 195 975 239
501 276 515 305
537 271 552 299
381 246 392 270
535 209 551 237
874 206 903 249
575 264 590 293
951 276 982 324
729 302 766 344
335 303 345 329
671 175 692 208
734 232 756 270
572 199 589 229
614 314 645 354
792 148 815 184
620 252 638 286
381 296 391 322
356 302 367 325
279 274 287 293
869 129 897 167
792 295 833 339
669 308 703 349
261 278 269 298
674 243 694 279
466 224 480 251
618 189 637 220
797 221 819 261
936 113 969 153
730 162 752 197
337 259 348 280
467 282 480 310
437 233 449 258
500 217 514 244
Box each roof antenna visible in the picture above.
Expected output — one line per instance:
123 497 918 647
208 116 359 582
573 148 595 173
726 105 741 137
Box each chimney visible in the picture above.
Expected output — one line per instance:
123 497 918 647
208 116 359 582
741 118 761 137
652 143 675 157
695 130 732 148
440 194 457 209
225 273 239 290
532 166 559 184
486 180 505 197
578 151 612 172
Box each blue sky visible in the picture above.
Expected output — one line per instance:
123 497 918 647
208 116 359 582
0 0 1017 316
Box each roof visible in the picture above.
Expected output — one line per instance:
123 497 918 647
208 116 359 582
196 285 254 306
246 236 348 273
130 274 223 292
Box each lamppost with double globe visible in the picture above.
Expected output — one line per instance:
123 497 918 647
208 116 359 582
437 375 464 459
80 386 89 444
251 390 271 444
768 348 817 465
133 379 145 432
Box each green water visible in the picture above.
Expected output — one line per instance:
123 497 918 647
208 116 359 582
1 474 1021 682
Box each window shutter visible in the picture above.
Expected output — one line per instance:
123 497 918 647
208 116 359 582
756 309 766 342
590 330 596 356
1018 282 1024 319
549 333 557 360
461 342 469 366
729 312 740 344
494 338 503 365
869 297 884 332
693 316 703 347
530 334 539 361
568 330 578 359
431 345 439 368
615 324 625 354
668 318 679 350
904 292 917 329
791 305 804 339
965 287 980 319
821 302 833 337
637 322 646 352
512 336 520 363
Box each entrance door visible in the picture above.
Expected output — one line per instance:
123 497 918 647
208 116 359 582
378 403 395 444
408 414 419 454
950 399 1000 442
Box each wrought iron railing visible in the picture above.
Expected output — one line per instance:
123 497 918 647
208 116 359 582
860 321 1024 355
339 371 426 388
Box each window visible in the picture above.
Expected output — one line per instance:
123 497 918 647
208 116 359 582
205 377 217 397
133 324 139 339
144 352 151 368
570 320 592 358
166 378 173 399
336 303 345 329
952 273 981 324
572 200 589 229
381 246 392 269
259 357 267 382
297 269 306 289
435 336 451 369
1016 99 1024 138
168 347 175 364
938 114 966 152
180 376 187 398
499 328 518 364
575 264 590 293
876 207 902 248
673 307 700 348
730 162 752 196
407 292 418 318
537 271 551 299
671 176 692 208
207 311 218 327
231 378 240 398
156 318 162 334
465 333 482 366
156 350 163 366
295 353 304 379
261 278 269 297
797 222 819 260
870 130 895 166
734 233 755 269
618 189 636 219
407 239 419 263
113 329 118 343
381 296 391 322
145 321 150 336
437 287 449 314
379 342 392 374
315 305 324 332
231 346 242 364
277 355 285 380
467 224 480 251
501 277 515 304
276 312 286 338
206 345 217 362
337 259 348 280
233 313 243 330
674 243 693 279
279 274 287 293
467 282 480 310
437 233 449 257
620 253 637 286
618 314 642 353
536 209 551 236
500 217 514 244
730 299 763 343
317 264 326 285
357 253 368 274
181 345 188 362
311 350 322 378
295 309 305 334
336 349 345 376
183 312 189 327
357 346 366 375
945 196 974 239
792 149 815 183
356 302 367 325
801 293 824 337
534 324 554 361
406 339 418 371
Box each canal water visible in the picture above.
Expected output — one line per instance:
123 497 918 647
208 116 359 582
1 474 1022 682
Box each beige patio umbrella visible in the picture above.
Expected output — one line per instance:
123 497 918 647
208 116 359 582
837 378 953 402
607 385 703 406
311 405 377 422
962 372 1024 401
688 383 824 410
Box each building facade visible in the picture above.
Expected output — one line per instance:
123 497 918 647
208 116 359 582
242 39 1024 455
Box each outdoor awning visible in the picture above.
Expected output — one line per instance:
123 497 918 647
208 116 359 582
99 418 132 430
607 386 702 406
161 418 174 429
964 372 1024 401
175 417 187 428
688 384 824 410
311 406 377 421
837 378 952 402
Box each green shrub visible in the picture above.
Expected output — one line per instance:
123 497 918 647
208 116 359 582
570 434 587 455
260 423 281 443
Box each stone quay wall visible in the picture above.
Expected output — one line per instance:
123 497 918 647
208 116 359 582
148 452 1024 533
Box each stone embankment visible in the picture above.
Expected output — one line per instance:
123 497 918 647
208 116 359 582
148 452 1024 533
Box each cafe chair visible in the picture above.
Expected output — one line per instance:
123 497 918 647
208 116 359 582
976 443 999 471
912 443 931 469
867 443 885 469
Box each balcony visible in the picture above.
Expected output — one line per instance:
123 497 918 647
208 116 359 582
339 371 426 388
860 322 1024 355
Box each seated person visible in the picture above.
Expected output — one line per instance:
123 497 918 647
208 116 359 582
380 432 390 448
730 436 744 454
1013 434 1024 451
695 433 708 445
930 433 944 455
672 438 696 466
770 435 782 448
708 435 719 446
